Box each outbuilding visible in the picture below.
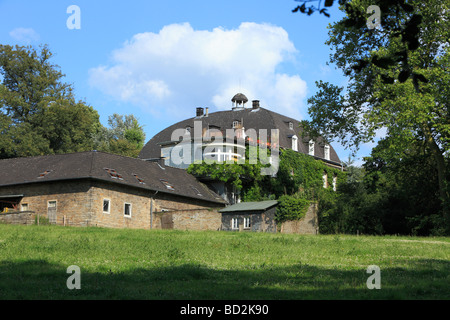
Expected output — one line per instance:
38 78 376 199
220 200 278 232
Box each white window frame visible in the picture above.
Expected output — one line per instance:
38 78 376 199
124 203 132 218
232 120 239 129
231 217 239 230
292 135 298 151
323 172 328 188
103 199 111 214
333 175 338 192
324 144 330 160
21 203 29 211
48 200 57 209
309 140 315 156
244 217 251 229
289 122 293 130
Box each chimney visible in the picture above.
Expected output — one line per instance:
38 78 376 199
252 100 260 109
205 107 209 117
196 107 204 117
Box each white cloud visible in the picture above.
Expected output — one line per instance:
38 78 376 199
9 27 40 44
89 22 307 120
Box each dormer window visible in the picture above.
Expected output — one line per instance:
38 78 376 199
309 140 315 156
232 120 240 129
292 135 298 151
324 144 330 160
289 122 293 130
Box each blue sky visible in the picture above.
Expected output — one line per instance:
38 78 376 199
0 0 377 165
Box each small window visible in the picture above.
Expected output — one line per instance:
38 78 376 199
232 120 240 129
309 140 315 156
292 135 298 151
21 203 29 211
38 170 51 178
185 126 191 134
48 200 57 209
324 144 330 160
323 172 328 188
289 122 293 130
103 199 110 214
244 217 251 229
333 175 338 192
133 174 145 184
124 203 132 217
160 179 175 191
190 185 203 196
231 217 239 230
104 168 123 180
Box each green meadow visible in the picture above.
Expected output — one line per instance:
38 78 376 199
0 224 448 299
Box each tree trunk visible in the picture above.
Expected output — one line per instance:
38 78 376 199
423 125 449 225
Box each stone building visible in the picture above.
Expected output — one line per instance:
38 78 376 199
138 93 343 204
220 200 278 232
0 151 226 230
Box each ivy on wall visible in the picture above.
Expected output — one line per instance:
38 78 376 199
187 147 347 220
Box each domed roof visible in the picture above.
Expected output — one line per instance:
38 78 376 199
231 93 248 104
138 105 342 167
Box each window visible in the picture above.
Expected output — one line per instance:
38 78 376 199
231 218 239 230
104 168 123 180
133 174 145 184
292 135 298 151
48 200 57 209
309 140 315 156
160 179 175 191
185 126 191 134
289 122 293 130
38 170 51 178
103 199 110 214
323 172 328 188
244 217 251 229
333 175 338 192
21 203 29 211
324 144 330 160
190 185 203 197
124 203 132 217
232 120 240 129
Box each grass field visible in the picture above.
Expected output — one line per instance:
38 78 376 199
0 224 448 299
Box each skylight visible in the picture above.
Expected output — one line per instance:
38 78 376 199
104 168 123 180
133 174 145 184
190 185 203 196
160 179 175 191
38 170 51 178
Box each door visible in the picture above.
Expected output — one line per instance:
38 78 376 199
47 200 57 224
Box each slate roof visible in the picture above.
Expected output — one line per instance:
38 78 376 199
0 151 226 205
139 106 341 165
219 200 278 213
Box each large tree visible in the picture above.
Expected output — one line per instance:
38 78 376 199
0 45 101 158
93 113 146 158
300 0 450 226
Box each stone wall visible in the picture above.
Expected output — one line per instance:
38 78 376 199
0 180 93 227
0 179 224 231
0 211 34 225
